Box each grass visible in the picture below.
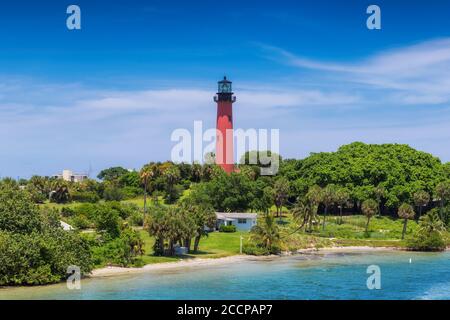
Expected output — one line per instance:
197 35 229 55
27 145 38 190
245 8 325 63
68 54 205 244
122 195 166 208
316 214 419 240
138 229 251 265
46 197 448 266
40 200 83 210
137 213 422 266
275 213 427 250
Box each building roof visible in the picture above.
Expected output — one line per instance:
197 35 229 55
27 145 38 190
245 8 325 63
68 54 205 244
216 212 257 220
60 220 74 231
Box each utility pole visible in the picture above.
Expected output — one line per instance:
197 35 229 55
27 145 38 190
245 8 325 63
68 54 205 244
240 236 243 254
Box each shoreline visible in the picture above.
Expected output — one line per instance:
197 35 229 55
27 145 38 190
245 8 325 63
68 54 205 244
89 245 404 278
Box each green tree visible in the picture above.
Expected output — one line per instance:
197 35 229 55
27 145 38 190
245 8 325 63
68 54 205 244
407 209 446 251
240 150 282 176
49 179 70 204
281 142 446 212
200 171 256 212
320 184 337 230
97 166 129 181
191 163 203 182
413 190 430 219
0 184 41 233
398 203 415 239
361 199 378 233
26 175 51 203
272 177 290 218
163 165 181 204
373 184 386 215
306 185 322 224
93 204 121 238
180 200 216 252
146 205 194 256
443 162 450 180
335 187 350 225
292 200 318 233
102 183 124 201
140 164 159 216
435 181 450 221
0 185 92 285
250 214 280 253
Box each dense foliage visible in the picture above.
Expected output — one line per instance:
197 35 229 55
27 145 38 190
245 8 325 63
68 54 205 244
2 141 449 286
0 183 92 286
407 209 447 251
281 142 446 211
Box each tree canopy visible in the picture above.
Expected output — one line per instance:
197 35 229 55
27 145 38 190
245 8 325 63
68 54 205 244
281 142 446 210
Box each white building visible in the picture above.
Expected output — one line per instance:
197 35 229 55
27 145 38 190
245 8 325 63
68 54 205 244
215 212 257 231
53 169 88 183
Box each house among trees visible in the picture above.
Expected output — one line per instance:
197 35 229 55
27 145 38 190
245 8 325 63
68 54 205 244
215 212 257 231
53 169 88 183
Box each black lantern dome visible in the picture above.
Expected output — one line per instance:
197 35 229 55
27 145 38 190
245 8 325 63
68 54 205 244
214 76 236 102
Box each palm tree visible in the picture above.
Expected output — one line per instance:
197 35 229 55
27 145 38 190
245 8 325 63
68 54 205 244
292 200 318 233
306 185 322 224
435 181 450 221
320 184 337 230
49 179 70 203
335 188 350 225
361 199 378 233
413 190 430 219
250 214 280 252
398 203 415 239
191 163 202 182
273 177 290 219
163 165 181 203
180 200 216 252
418 209 446 234
374 185 386 215
140 164 158 217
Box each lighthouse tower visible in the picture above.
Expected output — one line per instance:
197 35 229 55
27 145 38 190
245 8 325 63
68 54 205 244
214 76 236 173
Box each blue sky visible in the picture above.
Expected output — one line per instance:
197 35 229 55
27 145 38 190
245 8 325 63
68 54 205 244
1 0 450 178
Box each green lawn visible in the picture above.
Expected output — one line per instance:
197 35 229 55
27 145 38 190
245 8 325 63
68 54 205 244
122 195 167 208
138 229 250 265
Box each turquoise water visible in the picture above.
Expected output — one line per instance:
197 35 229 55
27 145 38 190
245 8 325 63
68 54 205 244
1 251 449 300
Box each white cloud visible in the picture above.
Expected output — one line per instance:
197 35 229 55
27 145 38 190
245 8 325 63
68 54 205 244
263 38 450 105
0 78 361 177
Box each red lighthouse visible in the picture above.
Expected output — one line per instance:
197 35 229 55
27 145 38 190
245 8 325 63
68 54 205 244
214 76 236 173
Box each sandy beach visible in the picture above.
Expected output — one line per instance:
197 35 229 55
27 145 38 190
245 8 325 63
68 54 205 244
89 246 401 278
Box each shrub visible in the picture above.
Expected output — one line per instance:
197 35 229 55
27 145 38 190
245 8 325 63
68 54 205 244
242 243 280 255
93 205 121 238
70 214 91 229
242 244 270 255
0 228 92 286
128 211 144 226
219 224 236 233
103 186 124 201
107 201 138 219
121 186 143 199
91 228 144 267
60 207 75 217
407 231 446 251
407 210 447 251
0 186 41 233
